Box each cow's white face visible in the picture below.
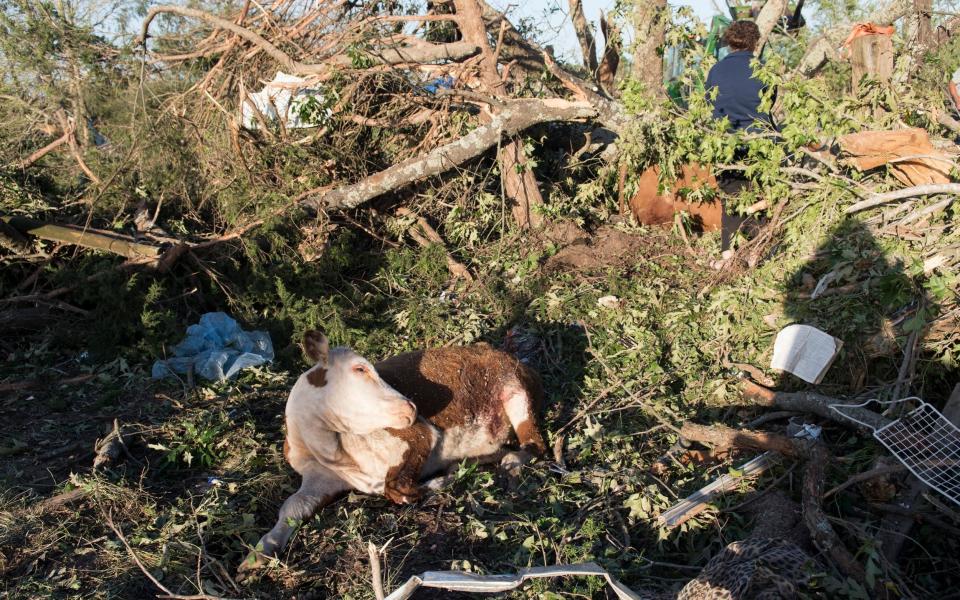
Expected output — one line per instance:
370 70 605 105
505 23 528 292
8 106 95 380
293 330 417 435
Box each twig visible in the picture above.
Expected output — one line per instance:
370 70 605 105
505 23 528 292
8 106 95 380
16 131 71 169
395 207 473 281
103 509 237 600
823 464 908 499
103 510 174 596
368 541 385 600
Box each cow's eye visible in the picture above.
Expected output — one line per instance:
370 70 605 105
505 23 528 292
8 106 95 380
353 364 369 375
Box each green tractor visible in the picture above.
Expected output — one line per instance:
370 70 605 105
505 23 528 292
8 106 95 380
664 0 805 104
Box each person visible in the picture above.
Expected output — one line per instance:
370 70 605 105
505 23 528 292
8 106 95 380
949 66 960 113
704 20 772 261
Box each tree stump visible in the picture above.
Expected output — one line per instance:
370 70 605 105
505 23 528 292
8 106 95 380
850 32 893 94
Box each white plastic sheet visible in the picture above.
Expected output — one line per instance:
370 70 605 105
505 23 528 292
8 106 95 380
241 72 329 130
384 562 644 600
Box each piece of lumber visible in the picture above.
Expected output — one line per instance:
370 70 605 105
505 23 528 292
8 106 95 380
2 216 163 260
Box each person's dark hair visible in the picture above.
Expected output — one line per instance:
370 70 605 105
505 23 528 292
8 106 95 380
722 20 761 52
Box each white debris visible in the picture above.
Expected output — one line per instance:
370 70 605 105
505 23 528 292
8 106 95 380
384 562 642 600
597 295 621 309
241 72 330 130
771 324 843 384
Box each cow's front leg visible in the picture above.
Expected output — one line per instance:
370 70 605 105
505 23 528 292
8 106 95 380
239 465 347 576
383 421 435 504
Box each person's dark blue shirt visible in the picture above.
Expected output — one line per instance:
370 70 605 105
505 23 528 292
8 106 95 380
705 50 771 131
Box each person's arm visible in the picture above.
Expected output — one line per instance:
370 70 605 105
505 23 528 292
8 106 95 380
950 81 960 112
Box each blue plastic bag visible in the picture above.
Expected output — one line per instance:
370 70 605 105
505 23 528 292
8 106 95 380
423 75 455 94
152 312 274 381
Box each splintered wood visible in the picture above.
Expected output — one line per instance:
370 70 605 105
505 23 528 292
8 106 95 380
838 128 953 187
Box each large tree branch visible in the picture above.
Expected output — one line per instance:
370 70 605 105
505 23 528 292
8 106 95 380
568 0 598 78
845 183 960 214
755 0 788 55
737 379 891 434
298 98 596 211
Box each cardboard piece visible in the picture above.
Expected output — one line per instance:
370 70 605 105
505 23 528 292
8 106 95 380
771 324 843 384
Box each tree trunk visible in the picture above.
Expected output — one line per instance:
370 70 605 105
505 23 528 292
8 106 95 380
915 0 932 46
631 0 667 97
452 0 547 229
569 0 598 79
755 0 788 55
850 32 894 94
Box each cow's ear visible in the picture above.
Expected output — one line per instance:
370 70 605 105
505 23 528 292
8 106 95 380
303 330 329 366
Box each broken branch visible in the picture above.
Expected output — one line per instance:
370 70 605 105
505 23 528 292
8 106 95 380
845 183 960 214
298 98 596 212
738 379 891 434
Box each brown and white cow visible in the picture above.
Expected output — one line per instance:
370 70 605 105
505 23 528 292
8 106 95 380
240 330 547 571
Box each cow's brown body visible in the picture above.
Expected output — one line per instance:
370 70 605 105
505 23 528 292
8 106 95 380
241 335 546 572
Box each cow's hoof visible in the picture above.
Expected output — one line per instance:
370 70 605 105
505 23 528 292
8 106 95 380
385 478 422 504
236 550 269 582
499 450 534 489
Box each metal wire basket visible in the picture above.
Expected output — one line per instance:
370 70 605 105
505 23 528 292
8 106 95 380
831 397 960 507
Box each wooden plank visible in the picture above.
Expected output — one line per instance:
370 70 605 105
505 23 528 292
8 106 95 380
2 216 163 259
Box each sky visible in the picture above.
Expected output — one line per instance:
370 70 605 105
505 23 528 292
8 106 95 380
485 0 722 64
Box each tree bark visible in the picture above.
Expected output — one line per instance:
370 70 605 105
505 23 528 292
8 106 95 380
850 32 894 94
755 0 788 55
915 0 932 46
631 0 667 97
597 13 621 96
452 0 547 229
499 138 544 229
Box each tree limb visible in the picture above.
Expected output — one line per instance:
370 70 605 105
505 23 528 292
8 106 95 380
681 422 867 586
737 379 891 434
845 183 960 214
298 98 596 212
755 0 789 55
2 216 164 260
568 0 598 78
